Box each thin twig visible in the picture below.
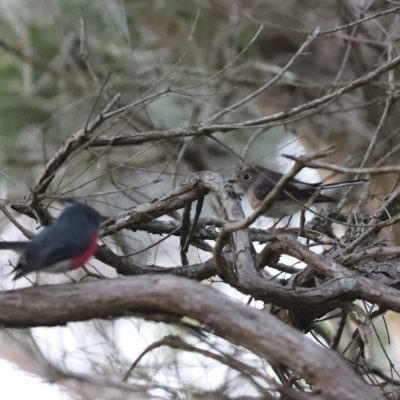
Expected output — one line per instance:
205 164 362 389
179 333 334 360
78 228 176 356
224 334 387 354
0 203 33 239
180 203 191 265
206 27 321 123
183 196 204 253
320 6 400 36
122 335 277 390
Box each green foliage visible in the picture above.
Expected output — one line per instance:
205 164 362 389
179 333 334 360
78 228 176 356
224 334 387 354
29 25 59 59
0 57 49 142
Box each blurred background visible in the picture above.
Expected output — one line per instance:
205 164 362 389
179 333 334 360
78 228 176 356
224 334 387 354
0 0 400 398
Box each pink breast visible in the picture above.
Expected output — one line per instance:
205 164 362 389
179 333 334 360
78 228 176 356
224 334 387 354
70 235 99 269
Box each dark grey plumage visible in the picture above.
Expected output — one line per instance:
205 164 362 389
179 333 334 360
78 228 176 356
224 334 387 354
235 166 367 218
0 203 102 279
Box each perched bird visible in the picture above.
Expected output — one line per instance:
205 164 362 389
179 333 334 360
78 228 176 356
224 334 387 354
0 203 103 280
233 166 367 219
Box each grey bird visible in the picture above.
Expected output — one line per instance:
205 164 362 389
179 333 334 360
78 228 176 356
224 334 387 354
232 166 367 219
0 203 104 280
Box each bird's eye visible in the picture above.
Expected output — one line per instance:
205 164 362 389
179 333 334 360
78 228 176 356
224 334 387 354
243 174 250 181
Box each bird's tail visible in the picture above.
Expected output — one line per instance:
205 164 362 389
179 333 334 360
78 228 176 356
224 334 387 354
313 179 368 189
13 268 27 281
0 241 30 250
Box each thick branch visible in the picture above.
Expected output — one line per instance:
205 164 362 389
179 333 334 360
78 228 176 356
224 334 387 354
0 275 380 400
102 178 208 236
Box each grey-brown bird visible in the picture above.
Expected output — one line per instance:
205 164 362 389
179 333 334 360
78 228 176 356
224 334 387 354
232 166 367 219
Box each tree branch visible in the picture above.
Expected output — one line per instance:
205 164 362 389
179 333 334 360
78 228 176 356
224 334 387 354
0 275 381 400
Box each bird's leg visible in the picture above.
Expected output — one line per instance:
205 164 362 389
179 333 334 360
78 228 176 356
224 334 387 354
271 215 286 228
271 215 293 228
64 273 78 283
283 215 293 229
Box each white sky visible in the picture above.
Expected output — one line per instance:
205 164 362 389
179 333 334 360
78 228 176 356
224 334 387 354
0 359 65 399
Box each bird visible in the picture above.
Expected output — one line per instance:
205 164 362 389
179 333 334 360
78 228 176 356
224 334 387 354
232 165 368 219
0 203 103 280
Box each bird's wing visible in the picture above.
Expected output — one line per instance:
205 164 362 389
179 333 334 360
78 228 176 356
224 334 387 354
15 225 92 275
253 176 335 203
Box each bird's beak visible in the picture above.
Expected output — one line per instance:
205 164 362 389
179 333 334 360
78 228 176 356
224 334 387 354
228 178 237 184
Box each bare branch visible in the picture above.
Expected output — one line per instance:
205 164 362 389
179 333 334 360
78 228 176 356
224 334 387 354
320 6 400 35
206 27 321 123
102 178 208 236
0 202 33 239
0 275 381 400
